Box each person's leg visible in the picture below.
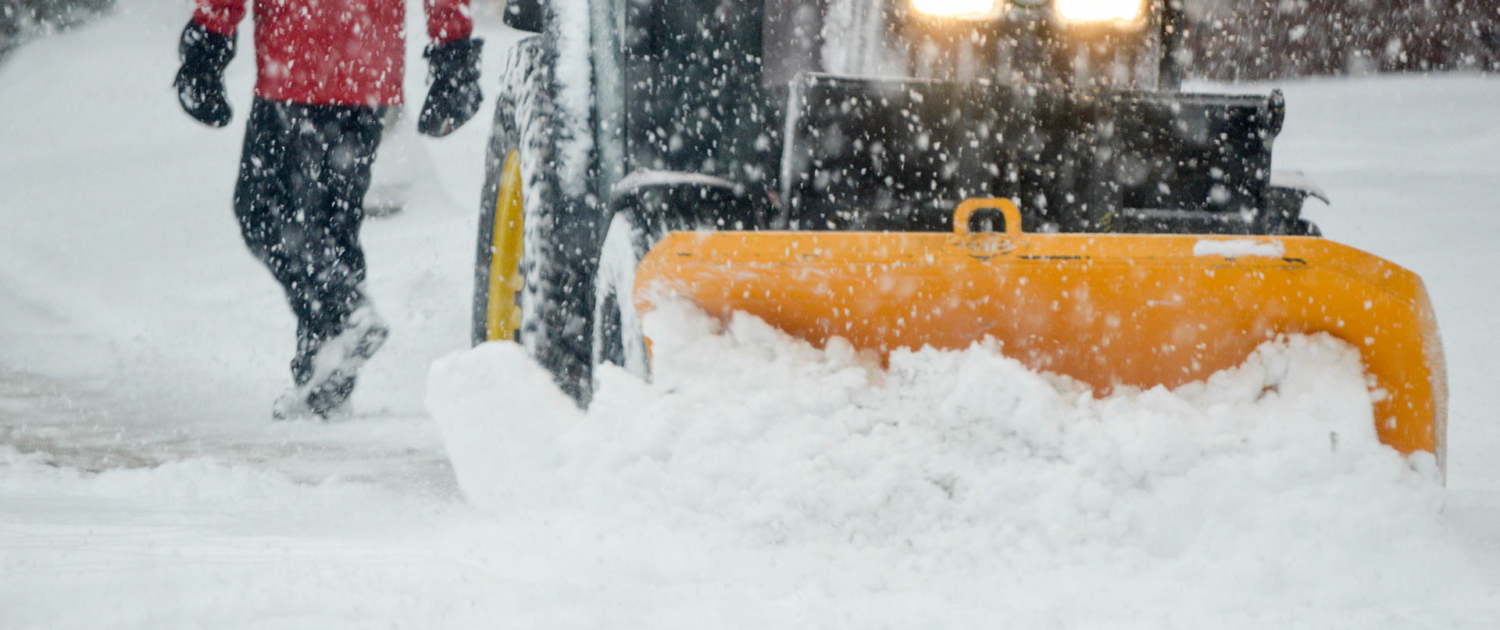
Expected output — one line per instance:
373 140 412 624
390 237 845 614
275 103 388 416
233 98 326 386
310 104 385 330
363 105 409 217
236 99 389 418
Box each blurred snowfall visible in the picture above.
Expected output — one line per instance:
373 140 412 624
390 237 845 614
2 0 1500 628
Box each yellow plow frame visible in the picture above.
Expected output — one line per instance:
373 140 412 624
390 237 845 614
634 199 1446 465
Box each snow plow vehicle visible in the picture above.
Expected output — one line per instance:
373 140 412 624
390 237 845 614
473 0 1446 466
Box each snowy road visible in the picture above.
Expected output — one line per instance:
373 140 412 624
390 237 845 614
3 1 1500 627
0 0 489 489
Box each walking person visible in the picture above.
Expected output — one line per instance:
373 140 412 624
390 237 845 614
172 0 483 418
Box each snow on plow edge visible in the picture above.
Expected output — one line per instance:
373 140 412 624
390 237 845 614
425 303 1482 624
429 300 1440 535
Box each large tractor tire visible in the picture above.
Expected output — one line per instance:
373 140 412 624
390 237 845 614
589 176 766 389
591 210 653 382
473 36 598 403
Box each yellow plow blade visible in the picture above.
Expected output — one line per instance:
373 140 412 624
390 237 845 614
634 199 1446 463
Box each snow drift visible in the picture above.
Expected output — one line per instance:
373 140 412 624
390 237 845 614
426 303 1480 626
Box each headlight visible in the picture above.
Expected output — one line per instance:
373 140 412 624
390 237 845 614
1054 0 1146 24
909 0 1002 19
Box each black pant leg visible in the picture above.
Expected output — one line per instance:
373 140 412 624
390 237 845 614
233 99 385 386
297 105 385 339
235 99 320 384
235 99 323 328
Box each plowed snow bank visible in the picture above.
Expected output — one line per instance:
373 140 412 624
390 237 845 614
427 304 1476 625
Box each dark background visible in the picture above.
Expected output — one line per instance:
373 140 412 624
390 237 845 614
1 0 112 61
1188 0 1500 79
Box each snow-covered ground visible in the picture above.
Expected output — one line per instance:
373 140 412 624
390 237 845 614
3 1 1500 627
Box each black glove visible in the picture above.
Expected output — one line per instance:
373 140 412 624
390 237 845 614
173 20 235 128
418 38 483 137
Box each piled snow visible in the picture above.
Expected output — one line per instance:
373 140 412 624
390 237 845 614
426 303 1491 626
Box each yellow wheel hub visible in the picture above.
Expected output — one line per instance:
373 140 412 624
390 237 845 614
485 149 525 341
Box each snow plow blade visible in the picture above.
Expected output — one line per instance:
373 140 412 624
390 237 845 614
634 199 1446 465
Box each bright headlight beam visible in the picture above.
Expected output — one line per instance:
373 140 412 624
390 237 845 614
1054 0 1146 24
910 0 1000 19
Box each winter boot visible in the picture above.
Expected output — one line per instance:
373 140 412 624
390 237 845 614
272 304 390 420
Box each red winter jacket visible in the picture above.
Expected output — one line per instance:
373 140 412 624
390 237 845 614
193 0 472 106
